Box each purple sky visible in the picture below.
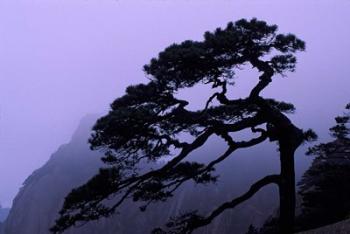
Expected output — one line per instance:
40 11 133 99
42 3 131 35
0 0 350 207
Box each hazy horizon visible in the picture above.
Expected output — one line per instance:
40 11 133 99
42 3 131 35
1 0 350 207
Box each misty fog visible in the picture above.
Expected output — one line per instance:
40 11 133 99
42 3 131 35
0 0 349 215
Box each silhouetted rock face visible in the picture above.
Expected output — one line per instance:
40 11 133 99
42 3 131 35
3 115 277 234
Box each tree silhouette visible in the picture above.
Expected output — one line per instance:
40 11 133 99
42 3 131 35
296 103 350 231
51 19 313 234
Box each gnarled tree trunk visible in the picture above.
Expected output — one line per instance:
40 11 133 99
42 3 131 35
279 142 297 234
278 125 304 234
255 96 304 233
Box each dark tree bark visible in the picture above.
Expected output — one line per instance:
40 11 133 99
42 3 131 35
279 147 296 234
249 57 305 233
271 120 303 233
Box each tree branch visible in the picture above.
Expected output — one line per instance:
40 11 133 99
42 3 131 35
249 58 274 99
197 175 280 229
155 175 280 234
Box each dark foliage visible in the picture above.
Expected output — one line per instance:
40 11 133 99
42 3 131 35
51 18 308 234
296 103 350 231
246 225 259 234
246 218 280 234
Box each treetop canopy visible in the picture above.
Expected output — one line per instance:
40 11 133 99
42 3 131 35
90 18 304 167
144 18 305 91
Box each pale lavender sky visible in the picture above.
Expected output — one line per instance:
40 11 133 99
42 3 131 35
0 0 350 207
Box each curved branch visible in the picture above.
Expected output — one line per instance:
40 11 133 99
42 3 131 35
155 175 280 234
215 115 265 133
203 92 219 111
121 131 269 215
121 128 215 189
195 175 280 230
249 58 274 99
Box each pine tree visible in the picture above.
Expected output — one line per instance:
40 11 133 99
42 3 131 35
51 19 312 234
297 103 350 231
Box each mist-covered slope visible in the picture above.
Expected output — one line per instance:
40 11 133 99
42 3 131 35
0 206 10 234
3 115 103 234
0 207 9 223
3 115 280 234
